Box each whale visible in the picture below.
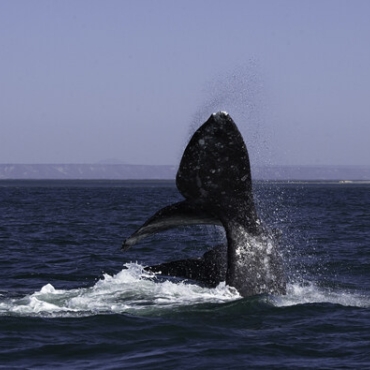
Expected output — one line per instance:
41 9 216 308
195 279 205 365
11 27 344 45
122 111 286 297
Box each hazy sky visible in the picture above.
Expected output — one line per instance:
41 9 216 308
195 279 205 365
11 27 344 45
1 0 369 166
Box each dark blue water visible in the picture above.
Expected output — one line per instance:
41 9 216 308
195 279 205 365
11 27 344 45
0 180 369 369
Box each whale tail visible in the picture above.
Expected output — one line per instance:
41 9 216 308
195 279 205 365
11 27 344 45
122 111 259 250
122 112 286 296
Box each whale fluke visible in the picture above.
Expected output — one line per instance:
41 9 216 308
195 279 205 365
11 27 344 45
122 111 286 297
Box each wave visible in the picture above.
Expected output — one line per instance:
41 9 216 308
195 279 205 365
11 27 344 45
0 263 368 318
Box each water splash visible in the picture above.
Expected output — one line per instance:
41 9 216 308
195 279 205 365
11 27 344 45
270 281 370 308
0 263 240 317
1 263 368 318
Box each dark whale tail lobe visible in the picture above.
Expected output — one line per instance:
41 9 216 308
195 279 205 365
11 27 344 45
121 111 286 297
176 111 259 234
121 200 222 251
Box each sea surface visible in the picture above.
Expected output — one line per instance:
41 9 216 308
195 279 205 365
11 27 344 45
0 180 369 369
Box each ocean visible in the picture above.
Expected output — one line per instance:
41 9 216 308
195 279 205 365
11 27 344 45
0 180 369 369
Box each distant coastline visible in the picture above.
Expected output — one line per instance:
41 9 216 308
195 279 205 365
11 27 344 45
0 164 370 181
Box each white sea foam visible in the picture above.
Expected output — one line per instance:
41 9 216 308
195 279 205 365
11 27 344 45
1 263 368 317
269 281 370 308
0 263 240 317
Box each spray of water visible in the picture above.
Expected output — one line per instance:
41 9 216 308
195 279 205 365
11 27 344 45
189 62 273 168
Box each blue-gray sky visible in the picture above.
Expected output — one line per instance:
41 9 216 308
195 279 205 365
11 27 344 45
1 0 369 166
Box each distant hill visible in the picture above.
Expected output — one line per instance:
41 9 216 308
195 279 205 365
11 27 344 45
252 165 370 181
0 164 370 181
0 164 176 180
